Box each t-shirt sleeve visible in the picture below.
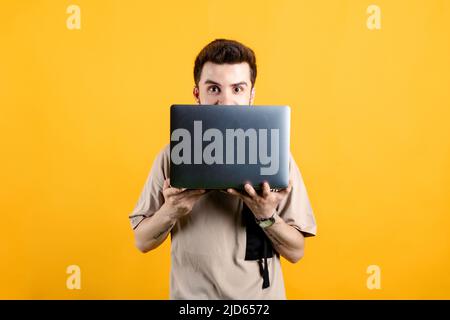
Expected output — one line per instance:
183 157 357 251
277 154 317 237
128 144 170 230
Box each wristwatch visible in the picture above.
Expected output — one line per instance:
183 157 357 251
255 212 276 229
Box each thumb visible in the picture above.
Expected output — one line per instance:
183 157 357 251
163 179 170 191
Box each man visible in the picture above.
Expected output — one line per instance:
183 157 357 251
129 39 317 299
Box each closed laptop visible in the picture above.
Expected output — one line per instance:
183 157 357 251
170 104 290 190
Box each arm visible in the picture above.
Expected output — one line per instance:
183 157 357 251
133 179 206 253
133 203 178 253
262 214 305 263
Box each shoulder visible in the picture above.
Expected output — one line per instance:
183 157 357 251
288 152 306 183
154 143 170 164
288 152 299 171
148 143 171 179
161 143 170 160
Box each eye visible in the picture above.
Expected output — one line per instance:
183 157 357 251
233 86 244 94
207 85 220 94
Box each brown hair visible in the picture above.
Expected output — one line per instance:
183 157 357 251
194 39 257 88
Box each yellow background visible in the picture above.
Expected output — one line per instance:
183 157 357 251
1 0 449 299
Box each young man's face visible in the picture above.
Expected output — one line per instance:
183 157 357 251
194 62 255 105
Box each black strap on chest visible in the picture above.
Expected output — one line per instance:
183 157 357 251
242 203 274 289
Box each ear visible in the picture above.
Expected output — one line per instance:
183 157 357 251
250 87 256 105
193 86 200 104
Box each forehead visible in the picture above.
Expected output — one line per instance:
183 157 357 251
199 62 251 85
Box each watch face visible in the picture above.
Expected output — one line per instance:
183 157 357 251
259 218 274 228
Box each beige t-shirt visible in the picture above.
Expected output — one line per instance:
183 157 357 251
129 144 317 299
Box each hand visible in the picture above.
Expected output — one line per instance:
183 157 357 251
162 179 207 219
227 180 293 220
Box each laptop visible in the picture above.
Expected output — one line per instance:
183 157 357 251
170 104 290 190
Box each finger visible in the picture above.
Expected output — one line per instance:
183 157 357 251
227 188 250 201
261 181 271 198
278 179 293 197
185 189 206 196
165 186 188 196
174 189 206 199
184 190 209 203
191 191 208 200
166 178 187 192
184 192 208 207
163 179 170 190
227 188 242 198
244 183 258 199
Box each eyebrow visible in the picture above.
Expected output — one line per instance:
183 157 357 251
231 82 248 87
203 79 249 87
204 79 221 86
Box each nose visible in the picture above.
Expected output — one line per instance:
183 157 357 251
218 90 236 105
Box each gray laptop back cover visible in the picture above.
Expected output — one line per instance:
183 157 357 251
170 105 290 190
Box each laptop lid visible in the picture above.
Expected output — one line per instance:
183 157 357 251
170 104 290 190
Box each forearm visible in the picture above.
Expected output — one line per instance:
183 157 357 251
133 204 177 253
263 214 305 263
